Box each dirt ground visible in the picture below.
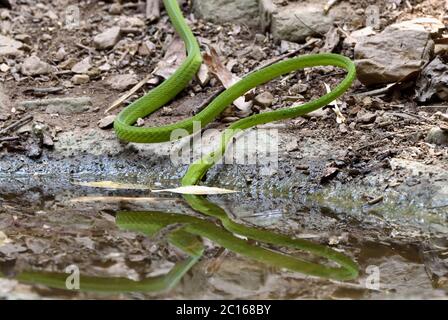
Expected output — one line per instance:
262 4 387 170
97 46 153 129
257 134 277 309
0 0 448 300
0 0 446 168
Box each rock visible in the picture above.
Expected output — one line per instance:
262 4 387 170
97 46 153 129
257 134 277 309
93 26 121 50
290 83 309 94
0 63 9 73
71 74 90 85
59 57 77 70
109 3 123 15
357 111 377 124
343 27 376 47
54 47 66 61
20 97 92 114
280 40 300 54
138 40 156 56
14 34 31 45
271 2 334 42
416 57 448 103
106 74 139 91
426 127 448 146
249 45 267 60
118 16 146 28
21 56 53 76
98 115 116 129
193 0 260 28
71 57 91 74
254 92 274 108
355 20 434 86
0 35 23 56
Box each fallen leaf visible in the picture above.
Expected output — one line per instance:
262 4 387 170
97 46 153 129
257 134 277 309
204 47 253 113
152 186 238 195
324 82 346 124
153 35 186 79
72 181 151 190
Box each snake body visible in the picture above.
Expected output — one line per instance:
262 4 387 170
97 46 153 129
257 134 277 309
2 0 359 293
115 0 357 186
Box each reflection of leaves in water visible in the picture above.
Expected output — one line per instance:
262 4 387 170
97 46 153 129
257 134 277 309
71 180 237 194
152 186 237 195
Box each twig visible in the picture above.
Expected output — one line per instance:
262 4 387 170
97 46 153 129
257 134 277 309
366 196 384 206
254 38 320 72
0 136 19 142
294 14 325 37
0 115 33 136
75 42 96 55
105 74 153 114
354 86 394 97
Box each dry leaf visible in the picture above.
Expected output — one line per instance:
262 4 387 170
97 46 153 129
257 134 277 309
204 48 253 113
197 63 210 86
72 181 151 190
154 35 186 79
324 83 346 124
152 186 238 195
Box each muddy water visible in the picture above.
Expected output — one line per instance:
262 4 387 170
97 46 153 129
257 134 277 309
0 175 447 300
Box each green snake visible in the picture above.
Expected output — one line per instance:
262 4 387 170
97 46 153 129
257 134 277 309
115 0 357 186
2 0 359 293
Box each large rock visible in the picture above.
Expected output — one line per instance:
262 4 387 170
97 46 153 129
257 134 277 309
426 127 448 146
355 20 434 86
269 0 356 42
271 2 334 42
193 0 260 28
0 35 23 57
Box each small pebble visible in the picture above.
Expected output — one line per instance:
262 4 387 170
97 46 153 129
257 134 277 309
254 92 274 108
71 74 90 85
109 3 123 15
98 115 116 129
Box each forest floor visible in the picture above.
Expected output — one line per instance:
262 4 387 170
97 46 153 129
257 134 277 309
0 0 448 299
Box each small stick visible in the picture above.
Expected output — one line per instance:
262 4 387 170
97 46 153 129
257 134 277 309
0 115 33 135
366 196 384 206
294 14 325 37
105 74 153 114
253 38 320 72
0 136 19 142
